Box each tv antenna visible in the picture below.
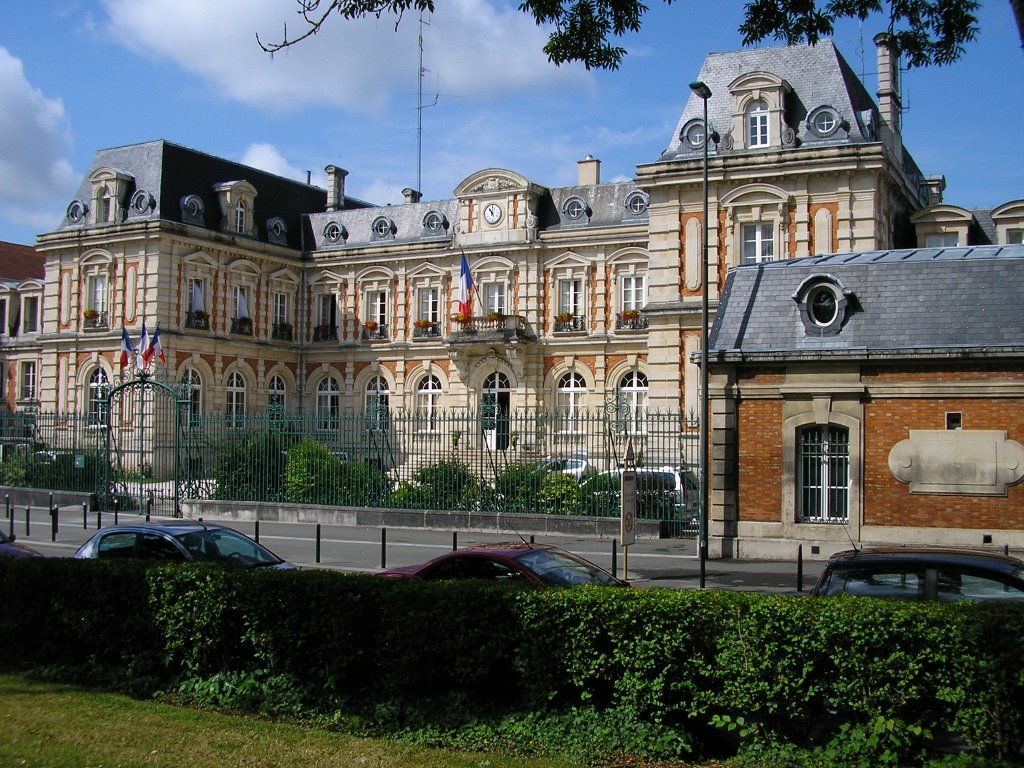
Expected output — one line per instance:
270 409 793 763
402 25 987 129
417 11 439 196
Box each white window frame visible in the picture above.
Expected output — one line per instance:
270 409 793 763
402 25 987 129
318 293 337 328
183 368 203 424
87 274 107 315
617 371 648 435
365 289 388 326
316 377 340 431
233 285 251 320
482 282 506 315
268 374 287 411
924 232 959 247
417 287 440 324
747 100 769 147
87 368 109 427
555 372 587 430
415 375 442 432
19 361 37 402
558 278 584 317
620 274 645 312
21 296 39 334
226 371 247 427
273 292 288 326
234 201 247 234
742 222 775 264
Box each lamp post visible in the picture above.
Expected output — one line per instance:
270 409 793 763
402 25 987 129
689 80 712 589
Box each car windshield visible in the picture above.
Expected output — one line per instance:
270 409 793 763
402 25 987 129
176 528 282 567
515 549 620 586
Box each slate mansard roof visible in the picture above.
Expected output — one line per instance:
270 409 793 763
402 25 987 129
709 245 1024 362
55 140 371 250
660 41 884 161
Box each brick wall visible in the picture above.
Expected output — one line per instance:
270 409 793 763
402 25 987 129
737 399 783 522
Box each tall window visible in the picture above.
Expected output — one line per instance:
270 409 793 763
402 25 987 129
620 274 645 312
273 292 288 326
22 297 39 334
555 372 586 428
924 232 959 247
234 201 247 234
797 425 849 523
417 287 439 324
268 375 287 411
97 184 114 222
318 294 337 328
0 298 7 335
746 100 769 147
88 274 107 315
87 369 109 426
234 286 250 320
482 283 506 315
20 361 37 401
226 372 247 426
316 377 340 430
366 290 388 326
416 375 442 431
617 371 648 433
559 278 584 317
742 223 774 264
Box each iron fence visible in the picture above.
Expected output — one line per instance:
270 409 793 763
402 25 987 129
0 407 701 536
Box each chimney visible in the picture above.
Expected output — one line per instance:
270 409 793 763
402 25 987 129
324 164 348 212
402 187 422 204
577 155 601 186
873 33 902 160
924 175 946 206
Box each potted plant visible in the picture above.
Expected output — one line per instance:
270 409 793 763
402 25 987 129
363 320 379 332
414 319 433 329
83 308 99 320
486 311 503 322
451 311 467 323
620 309 640 322
555 311 573 323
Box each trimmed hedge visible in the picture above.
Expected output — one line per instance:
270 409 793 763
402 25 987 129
1 558 1023 765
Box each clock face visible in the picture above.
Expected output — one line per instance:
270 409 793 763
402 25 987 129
483 203 502 225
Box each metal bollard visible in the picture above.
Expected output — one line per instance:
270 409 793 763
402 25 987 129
146 492 152 522
452 531 458 551
611 537 618 578
315 523 322 564
83 502 88 530
51 505 58 542
529 534 535 544
96 512 102 529
797 544 804 593
25 506 30 536
5 493 9 520
254 520 260 543
381 527 387 569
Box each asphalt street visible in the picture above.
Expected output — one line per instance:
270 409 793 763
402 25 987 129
8 505 825 593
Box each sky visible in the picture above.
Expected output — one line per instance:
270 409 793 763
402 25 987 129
0 0 1021 245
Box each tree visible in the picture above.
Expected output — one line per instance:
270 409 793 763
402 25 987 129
259 0 1021 70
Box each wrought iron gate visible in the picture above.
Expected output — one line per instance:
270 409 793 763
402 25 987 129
100 370 192 517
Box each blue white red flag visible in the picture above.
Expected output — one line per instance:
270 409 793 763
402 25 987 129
119 327 134 369
137 321 150 368
458 253 473 317
148 326 166 366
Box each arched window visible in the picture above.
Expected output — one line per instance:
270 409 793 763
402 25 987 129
416 375 442 432
796 425 849 523
182 368 203 425
226 371 246 427
555 372 586 429
746 100 769 147
268 375 287 411
87 369 109 426
234 200 247 234
617 371 649 433
316 377 340 430
481 372 512 450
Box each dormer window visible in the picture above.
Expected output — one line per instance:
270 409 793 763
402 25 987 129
746 101 769 147
423 210 447 233
323 221 346 243
807 106 843 138
234 201 247 234
213 180 257 237
624 191 649 216
562 196 588 221
88 168 133 224
371 216 395 239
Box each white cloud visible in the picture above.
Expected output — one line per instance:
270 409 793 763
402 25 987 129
240 142 306 182
101 0 592 115
0 47 77 218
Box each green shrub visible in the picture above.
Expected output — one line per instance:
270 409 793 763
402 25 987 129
536 473 585 515
389 460 479 510
211 430 292 501
283 440 343 504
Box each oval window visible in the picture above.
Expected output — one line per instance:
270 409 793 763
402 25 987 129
809 286 838 326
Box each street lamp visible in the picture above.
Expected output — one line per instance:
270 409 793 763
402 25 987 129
689 79 712 589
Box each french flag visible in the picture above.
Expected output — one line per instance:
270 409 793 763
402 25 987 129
137 321 150 369
458 253 473 317
148 326 166 366
119 328 134 369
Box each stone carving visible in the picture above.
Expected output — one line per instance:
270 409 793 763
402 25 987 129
888 430 1024 495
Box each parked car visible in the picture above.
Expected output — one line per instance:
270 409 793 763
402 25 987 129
538 455 596 481
379 541 627 587
74 523 297 569
580 467 699 530
0 529 44 558
811 547 1024 602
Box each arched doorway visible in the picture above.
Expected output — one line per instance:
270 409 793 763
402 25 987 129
481 371 511 450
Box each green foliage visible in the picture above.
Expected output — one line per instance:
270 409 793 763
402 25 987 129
389 459 479 510
211 430 292 500
535 473 585 515
0 453 28 486
283 440 343 504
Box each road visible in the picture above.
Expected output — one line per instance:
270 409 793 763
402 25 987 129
6 505 825 593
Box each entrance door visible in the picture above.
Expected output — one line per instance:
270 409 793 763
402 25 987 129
481 372 511 451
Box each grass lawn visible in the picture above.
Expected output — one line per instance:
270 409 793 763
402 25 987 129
0 674 579 768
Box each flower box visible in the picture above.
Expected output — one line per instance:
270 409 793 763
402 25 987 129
83 309 98 320
486 311 503 322
414 319 433 329
555 312 574 322
620 309 641 321
363 321 379 331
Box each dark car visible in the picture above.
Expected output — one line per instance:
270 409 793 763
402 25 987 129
379 541 627 587
74 522 296 569
811 547 1024 602
0 529 44 558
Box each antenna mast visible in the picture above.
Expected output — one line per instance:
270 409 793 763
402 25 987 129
417 11 427 195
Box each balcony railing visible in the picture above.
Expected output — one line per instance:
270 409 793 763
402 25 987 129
312 325 337 342
447 314 534 344
230 317 254 336
361 324 390 341
82 311 109 329
553 314 586 333
412 321 441 339
272 323 293 341
185 312 210 330
615 311 649 331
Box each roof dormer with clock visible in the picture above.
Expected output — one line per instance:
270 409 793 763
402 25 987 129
453 168 544 247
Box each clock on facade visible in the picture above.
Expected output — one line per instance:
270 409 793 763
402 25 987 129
483 203 503 225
